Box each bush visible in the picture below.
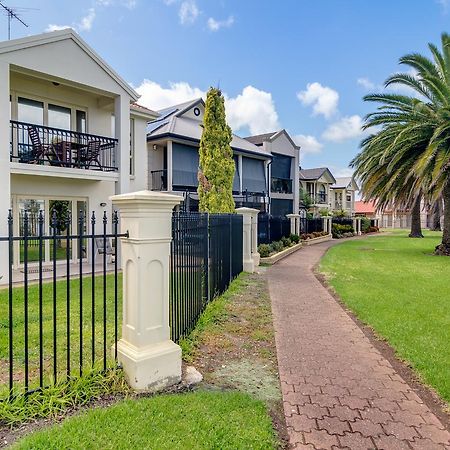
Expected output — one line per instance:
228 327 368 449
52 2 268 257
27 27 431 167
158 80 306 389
300 231 328 241
290 234 300 244
361 217 371 233
281 236 292 248
271 240 284 253
258 244 272 258
332 223 354 239
368 226 379 233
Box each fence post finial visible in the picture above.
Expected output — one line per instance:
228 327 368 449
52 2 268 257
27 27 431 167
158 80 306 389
111 190 182 392
236 207 260 272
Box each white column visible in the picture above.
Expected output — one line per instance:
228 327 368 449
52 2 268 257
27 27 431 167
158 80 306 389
287 213 300 235
111 190 182 392
167 140 173 192
0 62 10 284
352 218 357 234
322 217 328 234
328 217 332 235
236 207 259 272
114 95 131 195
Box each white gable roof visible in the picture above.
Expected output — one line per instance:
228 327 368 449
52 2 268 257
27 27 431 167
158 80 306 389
0 28 139 101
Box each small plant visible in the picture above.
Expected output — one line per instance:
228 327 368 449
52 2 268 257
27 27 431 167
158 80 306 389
361 217 371 232
258 244 272 258
281 236 292 248
368 226 379 233
332 209 348 218
318 208 331 217
290 234 300 244
332 223 354 238
271 241 284 253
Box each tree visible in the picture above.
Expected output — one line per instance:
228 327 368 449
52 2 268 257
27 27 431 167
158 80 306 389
197 88 235 213
429 199 442 231
353 33 450 252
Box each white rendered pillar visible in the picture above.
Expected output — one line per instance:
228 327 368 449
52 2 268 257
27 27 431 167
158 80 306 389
0 62 10 285
357 218 362 235
114 95 131 195
328 217 332 235
236 207 259 272
111 190 182 391
287 213 300 235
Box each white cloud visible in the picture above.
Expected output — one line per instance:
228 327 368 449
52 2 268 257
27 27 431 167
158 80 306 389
357 77 376 90
134 80 206 110
332 167 354 178
297 82 339 119
134 80 280 135
437 0 449 13
179 0 199 24
45 24 71 32
207 16 234 31
77 8 96 31
225 86 280 135
322 115 365 142
293 134 323 155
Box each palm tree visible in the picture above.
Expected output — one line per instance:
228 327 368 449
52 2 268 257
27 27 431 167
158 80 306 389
353 33 450 254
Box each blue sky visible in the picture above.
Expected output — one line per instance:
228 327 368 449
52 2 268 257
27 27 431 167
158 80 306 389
2 0 450 176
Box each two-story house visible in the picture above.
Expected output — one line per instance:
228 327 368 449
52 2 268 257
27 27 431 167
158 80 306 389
298 167 336 216
330 176 359 216
244 131 300 216
147 99 272 212
0 29 154 276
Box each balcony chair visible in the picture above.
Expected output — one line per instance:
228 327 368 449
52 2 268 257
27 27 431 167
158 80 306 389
78 140 102 170
24 126 51 163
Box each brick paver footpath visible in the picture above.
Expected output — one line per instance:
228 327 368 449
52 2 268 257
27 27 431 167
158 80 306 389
267 240 450 450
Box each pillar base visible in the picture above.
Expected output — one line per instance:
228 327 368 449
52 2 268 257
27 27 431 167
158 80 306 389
117 339 182 392
252 252 260 267
243 258 255 273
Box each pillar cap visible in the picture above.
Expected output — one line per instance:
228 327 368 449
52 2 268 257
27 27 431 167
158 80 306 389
286 214 300 218
111 190 183 209
235 207 260 214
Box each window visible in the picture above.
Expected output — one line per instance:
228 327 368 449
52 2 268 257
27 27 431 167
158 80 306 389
233 155 240 193
48 104 71 130
172 143 199 188
271 199 293 217
346 194 352 202
18 97 44 125
76 110 87 133
242 157 266 194
130 118 135 176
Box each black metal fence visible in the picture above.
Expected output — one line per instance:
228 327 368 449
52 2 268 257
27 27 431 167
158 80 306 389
170 213 243 342
0 210 126 399
299 217 323 234
258 214 325 244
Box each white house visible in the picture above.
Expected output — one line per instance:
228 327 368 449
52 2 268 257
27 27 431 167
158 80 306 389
0 29 155 279
330 176 359 216
299 167 336 216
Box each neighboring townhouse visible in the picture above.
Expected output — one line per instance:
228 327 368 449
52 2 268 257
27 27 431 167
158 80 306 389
147 99 272 212
244 130 300 216
298 167 336 216
330 176 359 216
355 200 377 220
0 29 154 275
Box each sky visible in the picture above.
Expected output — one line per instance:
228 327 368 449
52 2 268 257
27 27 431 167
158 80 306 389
2 0 450 177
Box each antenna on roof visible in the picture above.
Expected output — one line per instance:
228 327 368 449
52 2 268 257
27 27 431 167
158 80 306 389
0 2 37 40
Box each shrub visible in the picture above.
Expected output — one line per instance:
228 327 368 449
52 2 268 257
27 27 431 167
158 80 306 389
258 244 272 258
332 223 354 239
361 217 371 232
271 240 284 253
281 236 292 247
368 226 379 233
290 234 300 244
318 208 331 217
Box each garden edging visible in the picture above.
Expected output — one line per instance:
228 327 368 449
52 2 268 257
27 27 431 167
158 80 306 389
302 234 332 246
260 242 303 265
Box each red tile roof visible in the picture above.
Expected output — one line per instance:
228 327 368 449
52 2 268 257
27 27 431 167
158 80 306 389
355 200 376 214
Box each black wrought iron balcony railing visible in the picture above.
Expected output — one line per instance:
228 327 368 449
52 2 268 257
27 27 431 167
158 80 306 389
10 120 118 172
271 177 293 194
151 169 168 191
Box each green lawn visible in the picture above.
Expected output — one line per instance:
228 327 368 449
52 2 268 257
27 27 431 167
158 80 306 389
320 231 450 404
0 274 121 397
12 382 276 450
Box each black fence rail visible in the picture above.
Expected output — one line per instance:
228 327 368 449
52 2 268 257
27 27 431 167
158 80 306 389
332 217 354 227
170 213 243 343
10 120 118 172
299 217 324 234
0 210 126 399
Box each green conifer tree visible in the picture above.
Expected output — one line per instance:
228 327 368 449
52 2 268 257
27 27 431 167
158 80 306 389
197 88 235 213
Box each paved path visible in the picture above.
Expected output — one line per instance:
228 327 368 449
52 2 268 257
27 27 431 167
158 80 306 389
267 240 450 450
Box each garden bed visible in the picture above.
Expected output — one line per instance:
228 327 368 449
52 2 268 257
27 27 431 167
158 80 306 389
260 242 302 265
302 233 332 246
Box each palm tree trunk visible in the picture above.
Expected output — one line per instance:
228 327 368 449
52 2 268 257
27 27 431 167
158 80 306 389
435 179 450 255
408 196 424 238
429 200 442 231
